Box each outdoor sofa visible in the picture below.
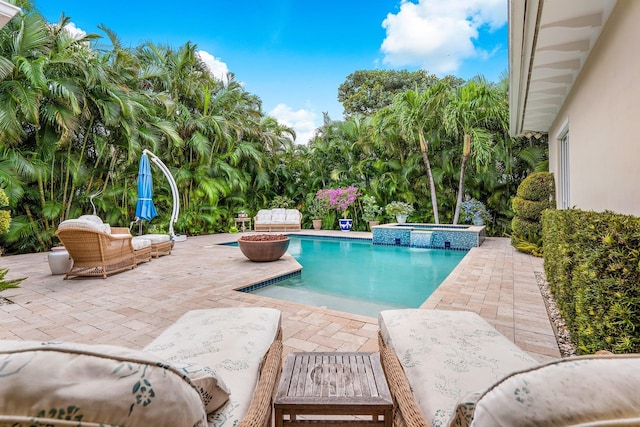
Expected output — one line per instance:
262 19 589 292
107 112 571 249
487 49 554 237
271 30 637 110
378 309 640 427
0 307 283 427
254 208 302 232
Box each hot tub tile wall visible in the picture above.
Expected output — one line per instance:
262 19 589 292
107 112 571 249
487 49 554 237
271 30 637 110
373 225 485 250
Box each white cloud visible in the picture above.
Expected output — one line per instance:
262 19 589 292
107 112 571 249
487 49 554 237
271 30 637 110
196 50 229 83
381 0 506 74
63 22 86 40
269 104 318 145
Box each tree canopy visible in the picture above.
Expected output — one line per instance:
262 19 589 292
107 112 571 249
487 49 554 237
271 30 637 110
337 69 463 117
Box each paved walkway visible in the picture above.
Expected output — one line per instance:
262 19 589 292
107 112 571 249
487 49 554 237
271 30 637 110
0 232 560 362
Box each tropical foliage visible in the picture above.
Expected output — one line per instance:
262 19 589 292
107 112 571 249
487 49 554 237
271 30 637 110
0 3 547 254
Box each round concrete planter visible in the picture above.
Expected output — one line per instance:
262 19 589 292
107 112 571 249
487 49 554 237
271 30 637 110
238 236 290 262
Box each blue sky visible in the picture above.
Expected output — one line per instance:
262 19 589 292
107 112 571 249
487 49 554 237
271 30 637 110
35 0 508 144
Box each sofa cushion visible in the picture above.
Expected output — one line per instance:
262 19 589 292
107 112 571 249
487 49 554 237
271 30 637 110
144 308 281 427
379 309 537 427
0 340 207 427
255 209 272 224
284 209 301 224
470 354 640 426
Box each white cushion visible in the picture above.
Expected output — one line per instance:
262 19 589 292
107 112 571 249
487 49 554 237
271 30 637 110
271 213 286 224
284 209 301 224
144 308 281 427
58 218 105 232
77 214 104 225
131 236 151 250
471 355 640 426
0 340 207 426
255 209 272 224
140 233 171 244
271 208 286 216
171 361 231 414
379 309 537 427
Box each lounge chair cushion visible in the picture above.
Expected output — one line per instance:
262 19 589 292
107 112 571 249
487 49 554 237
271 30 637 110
140 233 171 244
0 340 208 427
144 307 282 427
131 236 152 250
470 354 640 426
378 309 537 427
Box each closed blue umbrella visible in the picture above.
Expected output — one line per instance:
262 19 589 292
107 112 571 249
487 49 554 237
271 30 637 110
135 154 157 221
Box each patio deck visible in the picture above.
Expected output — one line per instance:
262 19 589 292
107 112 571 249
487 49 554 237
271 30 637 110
0 231 560 362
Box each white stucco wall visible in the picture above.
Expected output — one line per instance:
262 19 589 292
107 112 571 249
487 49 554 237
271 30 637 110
548 0 640 216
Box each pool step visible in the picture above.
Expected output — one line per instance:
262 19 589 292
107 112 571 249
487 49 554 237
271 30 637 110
410 230 433 248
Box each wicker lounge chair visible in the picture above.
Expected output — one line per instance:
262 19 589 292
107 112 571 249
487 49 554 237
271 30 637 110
0 307 283 427
378 309 640 427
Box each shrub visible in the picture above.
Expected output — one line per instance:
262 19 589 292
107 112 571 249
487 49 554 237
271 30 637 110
511 172 554 256
512 197 554 221
543 209 640 354
361 195 382 222
516 171 555 201
270 196 295 209
0 188 9 235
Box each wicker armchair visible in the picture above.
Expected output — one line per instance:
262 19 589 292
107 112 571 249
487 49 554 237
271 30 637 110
55 218 138 279
55 226 136 279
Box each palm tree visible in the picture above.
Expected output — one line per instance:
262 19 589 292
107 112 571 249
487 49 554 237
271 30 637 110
443 77 509 224
377 82 450 223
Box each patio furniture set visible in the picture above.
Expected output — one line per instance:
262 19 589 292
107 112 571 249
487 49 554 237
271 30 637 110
1 306 639 426
54 214 172 279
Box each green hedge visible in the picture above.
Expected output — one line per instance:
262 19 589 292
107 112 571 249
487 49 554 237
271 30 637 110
516 172 555 201
512 197 554 221
511 216 542 238
542 209 640 354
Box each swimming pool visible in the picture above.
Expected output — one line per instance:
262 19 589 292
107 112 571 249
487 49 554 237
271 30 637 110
243 236 467 317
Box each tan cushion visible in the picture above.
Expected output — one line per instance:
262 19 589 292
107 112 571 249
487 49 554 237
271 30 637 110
131 236 151 250
470 354 640 426
378 309 537 427
140 233 171 244
144 308 281 427
0 340 207 427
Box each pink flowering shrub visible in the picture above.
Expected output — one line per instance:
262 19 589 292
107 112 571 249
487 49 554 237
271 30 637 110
315 187 360 218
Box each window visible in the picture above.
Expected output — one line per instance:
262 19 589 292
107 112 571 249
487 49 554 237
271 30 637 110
559 131 570 209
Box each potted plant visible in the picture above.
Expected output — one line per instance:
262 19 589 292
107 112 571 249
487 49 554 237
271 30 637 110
361 195 383 230
316 187 360 231
307 197 330 230
237 234 290 262
385 201 415 224
459 198 491 226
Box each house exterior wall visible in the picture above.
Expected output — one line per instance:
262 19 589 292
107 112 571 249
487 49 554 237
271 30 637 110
548 0 640 216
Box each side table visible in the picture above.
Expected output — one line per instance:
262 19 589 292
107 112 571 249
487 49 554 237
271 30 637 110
234 216 251 232
275 352 392 427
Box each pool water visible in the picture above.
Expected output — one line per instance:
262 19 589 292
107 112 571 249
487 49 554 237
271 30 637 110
249 236 467 317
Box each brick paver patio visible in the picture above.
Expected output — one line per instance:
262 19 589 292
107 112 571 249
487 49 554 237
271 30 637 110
0 232 560 362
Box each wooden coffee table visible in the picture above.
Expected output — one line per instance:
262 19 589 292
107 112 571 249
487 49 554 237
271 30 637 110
274 352 392 427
